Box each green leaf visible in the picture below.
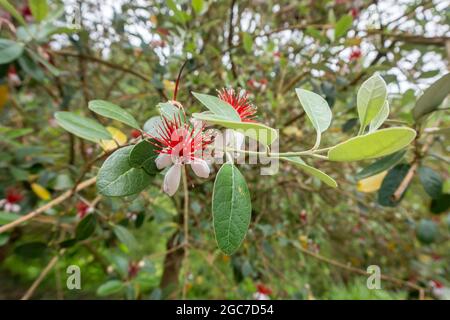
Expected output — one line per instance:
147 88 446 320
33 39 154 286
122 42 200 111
15 242 48 259
29 0 48 22
280 157 337 188
75 214 97 241
377 164 410 207
0 211 21 225
129 140 160 175
193 113 278 146
328 127 416 162
295 88 332 148
157 102 182 119
334 14 353 39
416 219 438 244
0 39 24 64
412 73 450 120
54 111 112 143
192 0 204 14
143 116 163 138
97 146 152 197
88 100 140 130
192 92 241 121
368 101 389 132
418 166 443 199
242 32 253 53
430 194 450 214
357 74 387 132
18 53 46 81
27 49 60 76
97 280 124 297
213 163 251 255
355 150 406 180
0 0 27 26
113 224 139 252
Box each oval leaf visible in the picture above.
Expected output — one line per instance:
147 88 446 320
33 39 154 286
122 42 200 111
418 166 443 199
88 100 140 130
280 157 337 188
113 224 139 252
377 164 410 207
213 163 251 255
295 88 332 133
355 150 406 180
357 74 387 131
192 92 241 121
328 127 416 162
97 146 152 197
413 73 450 120
416 219 438 245
54 111 112 142
76 214 97 241
129 140 160 175
193 113 278 146
0 39 24 64
368 100 389 132
97 280 124 297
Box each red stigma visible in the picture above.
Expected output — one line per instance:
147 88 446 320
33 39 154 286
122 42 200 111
6 189 23 204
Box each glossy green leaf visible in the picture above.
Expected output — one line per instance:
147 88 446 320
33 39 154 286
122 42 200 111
334 14 353 39
377 164 410 207
54 111 112 142
97 280 124 297
0 39 24 64
29 0 48 22
412 72 450 120
213 163 251 255
88 100 140 129
193 113 278 146
192 92 241 121
419 166 443 199
113 224 139 252
75 214 97 241
416 219 438 244
355 150 406 180
430 194 450 214
328 127 416 162
129 140 160 175
97 146 152 197
357 74 387 131
368 100 389 132
280 157 337 188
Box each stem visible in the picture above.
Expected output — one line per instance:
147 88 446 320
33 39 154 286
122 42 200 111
181 166 189 300
222 148 329 159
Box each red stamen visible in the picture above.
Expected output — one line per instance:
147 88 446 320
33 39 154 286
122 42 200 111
218 88 257 122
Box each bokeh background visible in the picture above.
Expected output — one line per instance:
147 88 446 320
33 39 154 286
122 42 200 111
0 0 449 299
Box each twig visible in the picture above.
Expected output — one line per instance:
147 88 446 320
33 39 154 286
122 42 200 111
21 256 59 300
292 243 425 298
181 166 189 300
0 177 97 234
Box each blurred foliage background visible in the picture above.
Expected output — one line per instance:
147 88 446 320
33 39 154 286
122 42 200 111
0 0 449 300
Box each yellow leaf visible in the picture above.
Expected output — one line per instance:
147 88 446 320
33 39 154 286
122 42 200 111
163 79 175 93
99 127 127 151
31 183 51 201
0 84 9 111
356 171 388 193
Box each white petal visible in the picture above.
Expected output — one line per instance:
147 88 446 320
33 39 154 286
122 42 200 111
11 204 20 212
191 158 210 178
0 199 5 207
226 130 245 150
163 164 181 196
155 153 172 169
